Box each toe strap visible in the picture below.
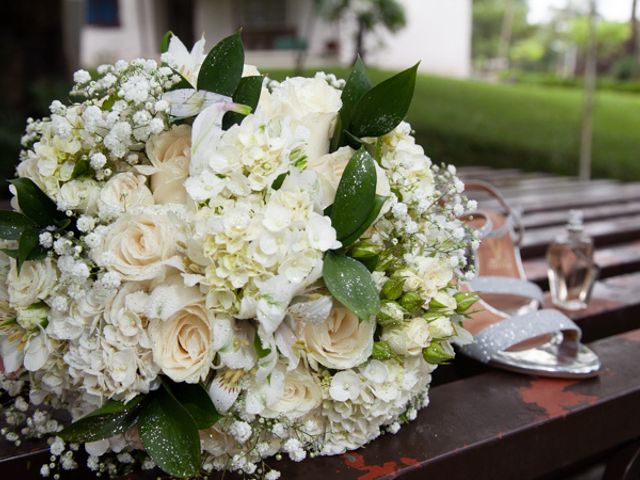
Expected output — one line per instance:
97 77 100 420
469 275 544 304
461 309 582 363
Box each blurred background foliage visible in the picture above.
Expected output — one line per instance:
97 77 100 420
0 0 638 198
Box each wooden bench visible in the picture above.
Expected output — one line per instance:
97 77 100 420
2 167 640 479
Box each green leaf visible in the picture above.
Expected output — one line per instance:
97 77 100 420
17 228 39 272
71 158 92 179
0 211 35 240
10 178 64 227
331 57 372 150
349 63 419 138
340 56 372 132
323 252 380 321
223 75 264 129
330 147 377 241
197 31 244 96
101 93 118 111
138 387 201 478
254 332 272 359
59 396 144 443
165 381 220 430
271 172 288 190
160 30 173 53
340 195 387 247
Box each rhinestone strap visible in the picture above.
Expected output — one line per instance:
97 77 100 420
461 309 581 363
469 276 544 303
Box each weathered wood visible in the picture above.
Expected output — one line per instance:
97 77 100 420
470 183 640 214
524 240 640 289
520 214 640 259
266 330 640 480
522 202 640 230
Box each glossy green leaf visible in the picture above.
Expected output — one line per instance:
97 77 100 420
138 387 201 478
340 56 372 130
330 147 377 241
17 228 38 272
223 75 264 129
271 172 289 190
0 211 35 240
340 195 388 247
60 396 144 443
197 31 244 96
160 30 173 53
349 63 419 138
323 252 380 321
10 178 64 227
165 380 220 429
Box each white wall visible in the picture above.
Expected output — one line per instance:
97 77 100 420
361 0 472 78
80 0 158 66
79 0 471 77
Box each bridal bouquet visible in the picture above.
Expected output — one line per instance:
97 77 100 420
0 32 477 479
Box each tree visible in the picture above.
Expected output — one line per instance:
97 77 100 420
472 0 533 70
317 0 406 64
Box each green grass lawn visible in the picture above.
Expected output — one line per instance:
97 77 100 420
265 68 640 181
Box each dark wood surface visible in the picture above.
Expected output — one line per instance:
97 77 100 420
2 167 640 480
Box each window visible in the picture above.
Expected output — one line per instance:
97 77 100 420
240 0 298 50
86 0 120 27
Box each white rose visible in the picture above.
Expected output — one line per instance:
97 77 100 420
382 317 432 356
142 125 191 204
308 146 392 209
261 366 322 419
98 213 184 282
98 172 154 219
56 179 100 214
262 77 342 162
8 258 57 307
148 277 216 383
304 302 375 370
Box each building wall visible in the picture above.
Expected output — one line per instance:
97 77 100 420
78 0 471 78
80 0 158 66
360 0 472 78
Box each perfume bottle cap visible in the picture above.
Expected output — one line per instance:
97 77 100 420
567 209 584 231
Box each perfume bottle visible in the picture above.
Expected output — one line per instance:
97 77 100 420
546 210 599 310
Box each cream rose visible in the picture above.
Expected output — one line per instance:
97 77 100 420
97 172 154 219
56 179 100 214
308 146 392 209
148 277 216 383
382 317 432 356
263 366 322 419
8 258 57 307
99 212 184 281
142 125 191 204
304 302 375 370
261 77 342 162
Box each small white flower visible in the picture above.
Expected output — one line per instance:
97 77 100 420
49 436 65 456
38 232 53 248
329 370 362 402
73 69 91 84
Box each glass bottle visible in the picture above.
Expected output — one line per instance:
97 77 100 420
546 210 599 310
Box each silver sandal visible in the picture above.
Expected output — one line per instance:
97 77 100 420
459 181 601 378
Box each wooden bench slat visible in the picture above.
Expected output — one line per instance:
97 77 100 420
523 201 640 230
524 240 640 289
470 183 640 214
520 214 640 258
